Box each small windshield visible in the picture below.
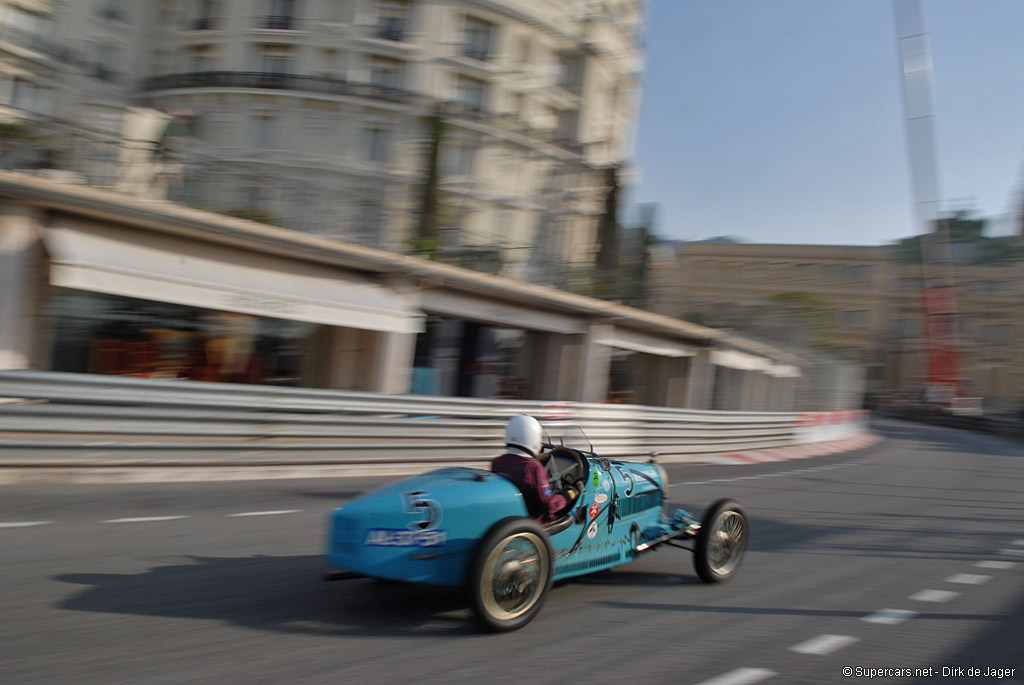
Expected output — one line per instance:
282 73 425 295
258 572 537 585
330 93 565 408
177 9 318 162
560 425 592 454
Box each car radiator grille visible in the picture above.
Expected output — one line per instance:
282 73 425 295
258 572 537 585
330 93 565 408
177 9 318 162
556 551 621 575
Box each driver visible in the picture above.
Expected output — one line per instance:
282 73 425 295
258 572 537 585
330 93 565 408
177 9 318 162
492 414 579 522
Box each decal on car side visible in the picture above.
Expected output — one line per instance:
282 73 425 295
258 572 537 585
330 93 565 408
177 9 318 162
365 528 447 547
402 490 443 531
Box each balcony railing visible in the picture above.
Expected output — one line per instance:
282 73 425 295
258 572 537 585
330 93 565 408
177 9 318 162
140 72 586 156
463 47 489 61
141 71 421 106
262 15 295 30
376 26 404 41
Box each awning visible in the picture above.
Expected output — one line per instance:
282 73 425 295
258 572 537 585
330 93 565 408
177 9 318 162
594 327 695 358
711 349 771 371
43 226 423 334
421 290 586 334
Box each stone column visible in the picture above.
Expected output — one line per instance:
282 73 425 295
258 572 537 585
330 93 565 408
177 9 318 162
684 347 714 409
577 324 612 403
0 204 42 370
369 330 417 394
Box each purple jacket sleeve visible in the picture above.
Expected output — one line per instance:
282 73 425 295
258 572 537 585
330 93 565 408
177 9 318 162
526 458 568 521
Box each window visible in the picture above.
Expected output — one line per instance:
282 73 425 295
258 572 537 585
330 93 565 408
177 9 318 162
192 0 220 29
11 79 54 115
822 264 845 283
441 142 475 176
369 56 402 89
840 310 869 329
980 324 1011 346
377 0 407 41
261 44 291 73
189 45 215 72
99 0 128 23
850 264 875 284
463 17 493 61
516 36 531 65
353 197 382 245
365 128 391 162
456 76 486 112
252 115 276 148
265 0 296 29
95 44 121 82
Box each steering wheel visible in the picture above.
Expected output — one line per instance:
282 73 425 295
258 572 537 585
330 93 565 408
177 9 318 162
545 447 586 496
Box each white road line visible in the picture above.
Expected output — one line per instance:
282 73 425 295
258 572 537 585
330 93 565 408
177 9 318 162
789 634 859 655
695 668 776 685
101 516 188 523
228 509 301 517
1013 539 1024 546
0 521 53 528
996 548 1024 558
945 573 991 585
909 589 960 603
862 608 918 625
976 560 1018 570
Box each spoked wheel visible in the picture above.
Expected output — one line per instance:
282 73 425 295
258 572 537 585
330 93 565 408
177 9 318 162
469 517 553 632
694 499 748 583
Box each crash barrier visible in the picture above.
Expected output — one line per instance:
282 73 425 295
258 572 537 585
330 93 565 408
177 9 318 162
793 410 871 444
876 406 1024 442
0 370 871 466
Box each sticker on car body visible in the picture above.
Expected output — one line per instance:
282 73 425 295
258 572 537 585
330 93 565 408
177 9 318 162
365 528 447 547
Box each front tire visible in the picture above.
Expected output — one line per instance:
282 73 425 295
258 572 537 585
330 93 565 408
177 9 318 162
469 517 553 632
694 499 748 583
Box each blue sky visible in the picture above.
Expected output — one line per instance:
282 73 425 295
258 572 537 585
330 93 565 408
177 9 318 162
627 0 1024 245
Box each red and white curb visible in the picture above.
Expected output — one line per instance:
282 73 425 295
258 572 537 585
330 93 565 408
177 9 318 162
706 433 882 465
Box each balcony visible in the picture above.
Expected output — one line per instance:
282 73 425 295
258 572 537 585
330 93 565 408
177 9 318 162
262 15 295 30
376 26 404 42
463 48 489 62
140 71 423 106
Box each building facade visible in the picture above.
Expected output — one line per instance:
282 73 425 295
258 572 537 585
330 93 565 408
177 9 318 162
1 0 647 282
652 234 1024 413
0 171 815 412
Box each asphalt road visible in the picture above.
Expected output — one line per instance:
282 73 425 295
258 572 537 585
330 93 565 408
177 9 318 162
1 418 1023 685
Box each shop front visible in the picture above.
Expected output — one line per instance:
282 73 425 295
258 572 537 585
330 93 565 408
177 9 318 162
34 220 423 392
412 291 587 401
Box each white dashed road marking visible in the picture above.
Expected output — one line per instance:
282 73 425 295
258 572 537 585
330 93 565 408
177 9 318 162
0 521 52 528
976 560 1018 570
862 609 918 625
945 573 991 585
789 634 859 655
228 510 301 517
102 516 188 523
1013 539 1024 546
695 668 776 685
996 549 1024 558
909 589 959 603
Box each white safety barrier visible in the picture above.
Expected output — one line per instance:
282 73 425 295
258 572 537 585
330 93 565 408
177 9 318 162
0 371 868 467
792 411 871 445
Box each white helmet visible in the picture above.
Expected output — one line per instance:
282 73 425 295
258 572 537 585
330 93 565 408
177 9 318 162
505 414 542 458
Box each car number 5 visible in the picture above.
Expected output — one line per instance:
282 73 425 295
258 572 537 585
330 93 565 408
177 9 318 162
402 490 443 530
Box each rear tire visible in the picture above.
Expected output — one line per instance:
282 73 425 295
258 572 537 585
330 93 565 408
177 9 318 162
694 499 748 583
468 517 553 632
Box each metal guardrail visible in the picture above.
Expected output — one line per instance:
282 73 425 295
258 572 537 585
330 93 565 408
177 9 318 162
877 406 1024 442
0 370 846 466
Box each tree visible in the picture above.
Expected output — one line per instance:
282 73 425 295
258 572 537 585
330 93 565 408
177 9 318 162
595 165 620 272
412 105 444 256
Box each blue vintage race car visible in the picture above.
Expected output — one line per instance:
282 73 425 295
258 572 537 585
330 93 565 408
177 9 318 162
324 426 748 631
